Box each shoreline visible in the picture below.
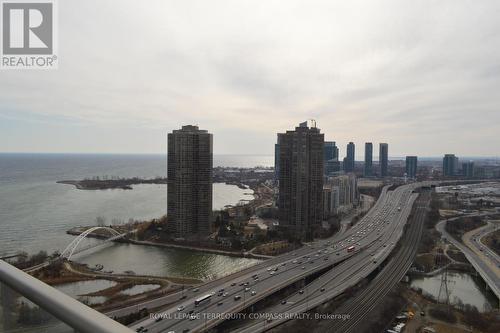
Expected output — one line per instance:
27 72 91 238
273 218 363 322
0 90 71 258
126 238 272 260
57 178 167 190
66 227 272 260
57 179 249 191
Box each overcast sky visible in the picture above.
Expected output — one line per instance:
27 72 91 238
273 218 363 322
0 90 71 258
1 0 499 157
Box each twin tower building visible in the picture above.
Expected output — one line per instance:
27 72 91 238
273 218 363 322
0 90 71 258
167 122 326 241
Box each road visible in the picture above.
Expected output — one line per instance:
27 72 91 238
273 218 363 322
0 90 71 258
436 219 500 302
131 182 433 333
322 190 430 333
107 193 378 320
233 186 424 333
463 221 500 272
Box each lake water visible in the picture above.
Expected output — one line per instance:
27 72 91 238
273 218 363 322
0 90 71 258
0 153 272 257
0 153 270 332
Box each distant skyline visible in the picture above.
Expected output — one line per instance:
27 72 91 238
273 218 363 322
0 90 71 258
1 0 500 157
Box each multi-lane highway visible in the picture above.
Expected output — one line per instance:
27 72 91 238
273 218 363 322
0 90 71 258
130 182 431 333
322 190 430 333
233 186 424 333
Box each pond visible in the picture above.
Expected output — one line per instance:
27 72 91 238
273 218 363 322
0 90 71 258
55 279 116 298
120 284 161 296
410 271 497 312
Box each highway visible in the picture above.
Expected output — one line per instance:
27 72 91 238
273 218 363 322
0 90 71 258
436 219 500 302
110 191 386 320
464 221 500 270
130 182 432 333
233 187 424 333
322 190 430 333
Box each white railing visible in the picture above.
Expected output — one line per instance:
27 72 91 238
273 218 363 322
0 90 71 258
0 259 134 333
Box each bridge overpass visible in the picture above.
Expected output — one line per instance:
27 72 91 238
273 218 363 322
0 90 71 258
436 219 500 303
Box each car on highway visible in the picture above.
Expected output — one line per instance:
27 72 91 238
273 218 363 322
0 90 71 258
234 295 241 301
251 290 257 296
177 305 185 312
281 300 287 305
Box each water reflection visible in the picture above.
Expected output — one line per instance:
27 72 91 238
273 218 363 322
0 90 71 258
77 243 262 280
79 295 108 306
56 279 116 298
121 284 160 296
410 271 496 312
0 282 74 333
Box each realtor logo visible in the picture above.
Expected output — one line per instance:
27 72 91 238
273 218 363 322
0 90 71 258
1 0 58 69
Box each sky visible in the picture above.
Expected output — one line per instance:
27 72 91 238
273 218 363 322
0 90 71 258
1 0 500 157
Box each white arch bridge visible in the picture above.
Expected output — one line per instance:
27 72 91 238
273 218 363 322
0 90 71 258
60 227 128 260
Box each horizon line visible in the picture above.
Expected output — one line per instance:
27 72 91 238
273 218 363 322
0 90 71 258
1 152 499 160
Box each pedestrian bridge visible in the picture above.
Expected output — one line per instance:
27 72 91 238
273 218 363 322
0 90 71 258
60 227 128 260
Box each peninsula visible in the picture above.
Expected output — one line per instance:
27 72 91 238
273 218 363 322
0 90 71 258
57 177 167 190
